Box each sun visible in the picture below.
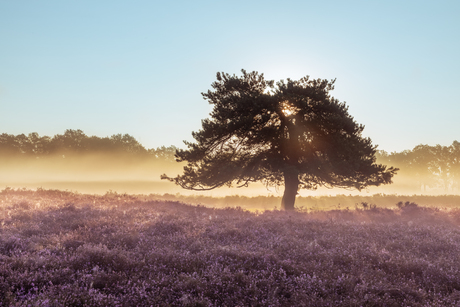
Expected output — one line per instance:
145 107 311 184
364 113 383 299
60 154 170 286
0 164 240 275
280 100 299 117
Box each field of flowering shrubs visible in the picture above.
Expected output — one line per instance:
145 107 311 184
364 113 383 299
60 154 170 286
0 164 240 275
2 189 460 306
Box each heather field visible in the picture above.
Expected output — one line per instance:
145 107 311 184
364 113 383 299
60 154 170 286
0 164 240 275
2 189 460 306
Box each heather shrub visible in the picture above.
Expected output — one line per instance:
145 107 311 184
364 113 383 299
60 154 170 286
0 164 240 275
61 202 77 212
12 201 32 210
146 219 184 236
397 201 427 217
62 239 85 251
70 243 131 272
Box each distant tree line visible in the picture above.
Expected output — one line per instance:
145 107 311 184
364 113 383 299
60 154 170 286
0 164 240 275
2 130 459 193
377 141 460 192
0 129 177 161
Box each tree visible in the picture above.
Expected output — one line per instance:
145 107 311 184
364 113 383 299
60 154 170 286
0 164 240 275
50 129 88 154
163 70 397 209
450 141 460 191
430 145 451 192
110 133 147 154
149 145 178 162
0 133 22 155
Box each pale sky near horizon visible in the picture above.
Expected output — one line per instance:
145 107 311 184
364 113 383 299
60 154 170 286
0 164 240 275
1 0 459 153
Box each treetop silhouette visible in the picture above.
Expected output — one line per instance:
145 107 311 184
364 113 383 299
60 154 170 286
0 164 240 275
162 70 398 210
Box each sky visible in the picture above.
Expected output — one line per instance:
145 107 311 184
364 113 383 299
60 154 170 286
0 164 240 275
1 0 459 153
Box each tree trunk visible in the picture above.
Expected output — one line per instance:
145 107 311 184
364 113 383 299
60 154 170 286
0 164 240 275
281 171 299 210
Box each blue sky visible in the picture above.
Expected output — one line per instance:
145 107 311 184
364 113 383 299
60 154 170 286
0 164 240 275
1 0 459 153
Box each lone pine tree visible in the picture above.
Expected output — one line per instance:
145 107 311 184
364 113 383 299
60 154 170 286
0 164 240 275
162 70 397 210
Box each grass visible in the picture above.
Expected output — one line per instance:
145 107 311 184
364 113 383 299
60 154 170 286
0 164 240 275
1 188 460 306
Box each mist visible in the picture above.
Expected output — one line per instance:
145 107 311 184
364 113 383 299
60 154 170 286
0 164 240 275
0 152 180 194
1 152 458 199
1 130 459 198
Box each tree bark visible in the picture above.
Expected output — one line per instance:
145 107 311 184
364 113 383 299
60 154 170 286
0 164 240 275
281 171 299 210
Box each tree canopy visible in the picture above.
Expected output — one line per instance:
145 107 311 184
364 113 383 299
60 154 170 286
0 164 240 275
162 70 398 210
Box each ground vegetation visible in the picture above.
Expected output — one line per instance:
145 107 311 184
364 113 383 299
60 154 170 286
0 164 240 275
2 189 460 306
